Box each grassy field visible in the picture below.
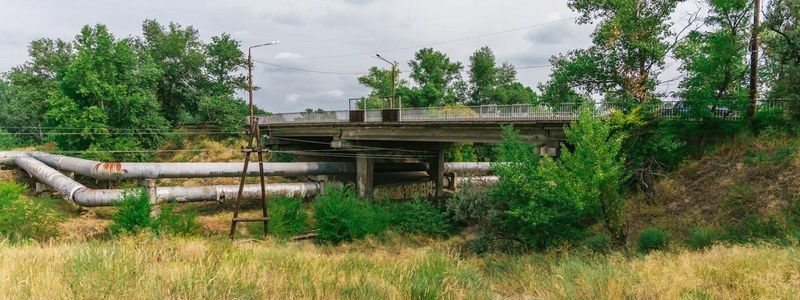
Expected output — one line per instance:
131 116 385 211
1 235 799 299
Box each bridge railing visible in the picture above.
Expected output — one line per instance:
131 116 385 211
397 103 588 122
258 110 350 124
256 100 796 125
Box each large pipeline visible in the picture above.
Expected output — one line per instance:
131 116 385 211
0 152 492 180
0 152 497 207
8 153 336 207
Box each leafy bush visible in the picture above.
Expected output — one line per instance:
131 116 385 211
584 233 613 253
0 130 19 150
479 107 628 250
383 198 452 236
638 228 669 253
267 197 307 238
447 183 492 225
110 189 198 236
109 189 152 235
687 227 720 250
0 182 62 242
313 187 385 244
152 203 198 236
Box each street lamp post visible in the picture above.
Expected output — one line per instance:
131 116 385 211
372 53 398 109
248 41 280 119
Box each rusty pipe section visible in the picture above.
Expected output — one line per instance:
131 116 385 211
8 152 337 207
5 152 493 180
24 151 355 180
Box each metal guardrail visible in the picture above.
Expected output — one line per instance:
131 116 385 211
257 101 796 125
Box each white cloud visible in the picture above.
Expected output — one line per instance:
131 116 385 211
324 89 345 98
285 93 302 102
273 52 304 60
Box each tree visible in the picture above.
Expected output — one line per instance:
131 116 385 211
673 0 751 138
137 20 207 124
468 46 537 105
358 66 408 107
203 33 247 97
406 48 464 107
0 38 73 142
53 24 169 160
541 0 687 107
763 0 800 119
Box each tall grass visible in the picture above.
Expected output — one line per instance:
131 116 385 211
0 237 798 298
0 181 62 242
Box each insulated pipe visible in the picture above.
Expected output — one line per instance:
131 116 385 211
9 153 338 207
25 151 355 180
1 152 494 180
443 162 493 174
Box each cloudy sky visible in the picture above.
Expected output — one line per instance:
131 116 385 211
0 0 698 112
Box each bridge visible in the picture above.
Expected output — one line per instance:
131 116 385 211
255 101 792 199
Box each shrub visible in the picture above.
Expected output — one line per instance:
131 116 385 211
152 203 198 236
267 197 307 238
0 130 19 150
482 107 628 250
0 182 61 242
584 233 613 253
110 189 198 236
313 187 385 244
384 198 452 236
109 189 152 235
638 227 669 253
447 183 492 225
687 227 720 250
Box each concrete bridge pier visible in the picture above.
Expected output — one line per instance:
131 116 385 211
428 150 445 199
356 153 374 199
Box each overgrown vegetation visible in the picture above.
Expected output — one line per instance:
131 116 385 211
266 197 307 238
638 227 669 253
0 182 62 242
313 187 386 244
448 108 628 251
109 189 197 236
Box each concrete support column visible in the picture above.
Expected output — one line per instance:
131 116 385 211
429 150 445 199
356 153 374 199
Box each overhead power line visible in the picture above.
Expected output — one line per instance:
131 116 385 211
277 17 578 60
254 60 367 75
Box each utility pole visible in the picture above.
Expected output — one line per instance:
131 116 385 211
373 53 398 108
748 0 761 120
229 41 278 239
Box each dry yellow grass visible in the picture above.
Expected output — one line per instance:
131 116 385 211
1 236 799 299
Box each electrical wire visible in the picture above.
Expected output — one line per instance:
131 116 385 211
278 17 578 60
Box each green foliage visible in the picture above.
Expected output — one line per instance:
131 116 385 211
0 129 19 150
109 189 153 235
584 233 613 253
637 228 669 253
196 95 249 132
687 228 720 250
764 1 800 120
446 183 492 226
313 187 386 244
0 182 62 242
1 21 254 160
467 46 536 105
267 197 308 238
110 188 199 236
406 48 464 107
152 203 199 236
382 198 452 236
466 108 628 250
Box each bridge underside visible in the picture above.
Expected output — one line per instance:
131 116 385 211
260 121 569 199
